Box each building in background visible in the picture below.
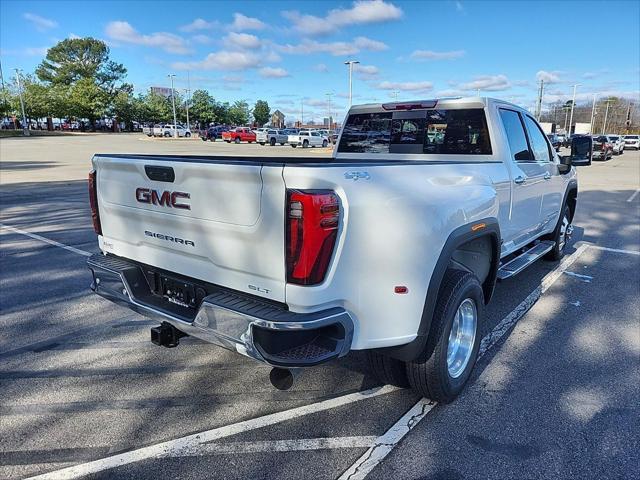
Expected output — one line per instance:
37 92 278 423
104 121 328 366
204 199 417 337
150 86 173 98
270 110 285 128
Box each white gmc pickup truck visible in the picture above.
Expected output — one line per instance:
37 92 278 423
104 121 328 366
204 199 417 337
87 97 593 402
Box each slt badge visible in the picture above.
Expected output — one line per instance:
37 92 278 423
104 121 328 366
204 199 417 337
344 171 371 181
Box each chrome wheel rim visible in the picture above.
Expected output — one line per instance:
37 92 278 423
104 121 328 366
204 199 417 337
447 298 478 379
559 214 571 251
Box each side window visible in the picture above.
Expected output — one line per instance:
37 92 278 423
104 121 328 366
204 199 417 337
523 115 551 162
499 109 531 162
311 132 319 137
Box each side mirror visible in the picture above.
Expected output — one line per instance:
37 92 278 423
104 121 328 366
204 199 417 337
570 136 592 166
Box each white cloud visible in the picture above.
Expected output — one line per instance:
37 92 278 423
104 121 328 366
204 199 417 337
192 34 213 44
224 32 262 49
355 64 379 78
460 74 511 91
313 63 329 73
536 70 561 83
180 18 218 32
222 75 245 83
583 69 609 79
259 67 290 78
282 0 402 36
68 33 81 39
172 51 261 71
23 13 57 31
106 21 191 54
353 36 388 51
410 49 465 60
277 37 387 56
435 89 465 97
229 13 266 31
377 81 434 91
455 1 465 12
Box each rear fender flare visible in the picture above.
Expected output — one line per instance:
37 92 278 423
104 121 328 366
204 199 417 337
380 217 501 362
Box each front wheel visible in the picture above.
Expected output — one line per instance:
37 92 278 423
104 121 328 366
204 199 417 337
545 205 572 261
303 140 309 148
270 138 276 146
322 140 328 147
406 269 483 403
291 144 297 148
235 137 241 144
185 132 191 138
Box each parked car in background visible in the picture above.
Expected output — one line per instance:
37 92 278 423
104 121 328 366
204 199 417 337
257 129 288 146
200 125 229 142
222 127 256 143
624 134 639 150
155 124 192 138
289 129 329 148
546 133 562 151
556 133 568 147
607 135 625 155
591 135 613 160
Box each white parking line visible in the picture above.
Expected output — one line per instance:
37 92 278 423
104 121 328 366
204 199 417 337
27 386 398 480
590 245 640 256
626 189 640 202
0 223 91 257
338 399 435 480
176 436 378 457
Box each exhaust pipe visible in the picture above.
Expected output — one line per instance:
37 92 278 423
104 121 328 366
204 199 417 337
269 367 300 390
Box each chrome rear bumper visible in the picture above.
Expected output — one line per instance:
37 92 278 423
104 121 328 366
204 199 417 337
87 253 353 367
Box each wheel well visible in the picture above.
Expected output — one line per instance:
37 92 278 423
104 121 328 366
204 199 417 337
448 235 498 304
567 188 577 222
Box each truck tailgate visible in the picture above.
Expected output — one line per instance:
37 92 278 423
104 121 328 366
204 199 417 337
93 155 287 302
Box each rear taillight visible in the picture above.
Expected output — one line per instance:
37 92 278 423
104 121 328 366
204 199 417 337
88 170 102 235
286 190 339 285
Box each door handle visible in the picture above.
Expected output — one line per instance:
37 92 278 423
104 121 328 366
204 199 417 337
514 175 526 184
544 172 551 180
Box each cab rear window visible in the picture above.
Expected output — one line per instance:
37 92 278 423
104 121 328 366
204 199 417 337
338 108 492 155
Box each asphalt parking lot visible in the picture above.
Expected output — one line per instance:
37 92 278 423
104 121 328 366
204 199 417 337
1 134 639 480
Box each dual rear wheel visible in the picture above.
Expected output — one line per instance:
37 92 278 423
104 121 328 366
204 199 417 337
366 269 483 403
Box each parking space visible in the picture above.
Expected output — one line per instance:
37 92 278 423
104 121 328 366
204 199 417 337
1 135 639 479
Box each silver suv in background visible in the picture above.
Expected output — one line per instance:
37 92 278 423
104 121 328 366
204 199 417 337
624 135 639 150
607 135 625 155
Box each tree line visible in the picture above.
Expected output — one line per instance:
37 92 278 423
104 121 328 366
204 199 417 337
0 37 272 130
540 98 638 134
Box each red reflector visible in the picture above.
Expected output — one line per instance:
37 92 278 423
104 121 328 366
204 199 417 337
394 286 408 294
88 170 102 235
286 190 339 286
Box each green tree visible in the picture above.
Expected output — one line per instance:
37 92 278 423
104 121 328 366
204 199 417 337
143 91 172 123
190 89 216 125
228 100 250 125
66 78 109 125
252 100 270 127
36 38 126 91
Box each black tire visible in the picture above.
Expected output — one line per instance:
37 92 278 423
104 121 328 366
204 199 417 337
322 139 328 147
406 269 483 403
164 132 171 138
291 145 297 148
259 142 265 145
280 143 285 146
545 204 571 261
270 138 276 146
185 132 191 138
235 137 241 144
366 350 409 388
303 140 309 148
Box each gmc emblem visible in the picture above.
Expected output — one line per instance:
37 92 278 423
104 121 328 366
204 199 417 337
136 188 191 210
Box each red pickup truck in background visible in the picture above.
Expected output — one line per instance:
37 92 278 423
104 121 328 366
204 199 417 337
222 127 256 144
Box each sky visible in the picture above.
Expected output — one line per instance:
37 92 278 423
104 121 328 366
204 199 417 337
1 0 639 123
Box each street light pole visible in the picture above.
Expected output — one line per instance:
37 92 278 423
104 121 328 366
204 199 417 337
325 92 333 129
167 74 177 138
344 60 359 108
602 98 612 134
567 83 580 136
14 69 29 137
589 94 597 134
186 71 191 130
